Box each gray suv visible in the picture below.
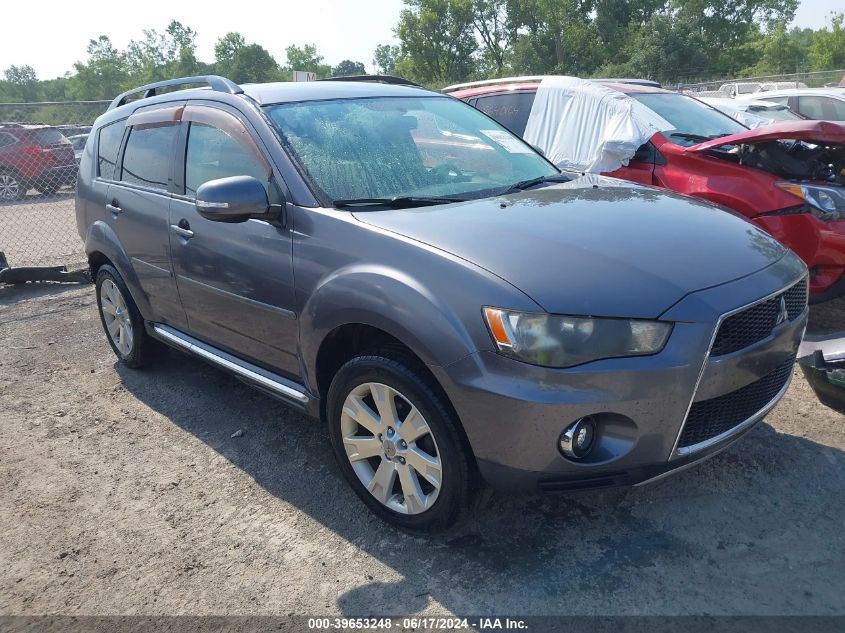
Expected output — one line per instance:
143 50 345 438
76 75 808 532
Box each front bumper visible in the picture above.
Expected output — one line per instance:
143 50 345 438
433 254 808 492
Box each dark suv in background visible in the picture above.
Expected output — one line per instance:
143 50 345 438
0 124 78 199
76 75 807 531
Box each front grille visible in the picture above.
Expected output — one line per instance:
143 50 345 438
678 358 794 449
710 277 807 356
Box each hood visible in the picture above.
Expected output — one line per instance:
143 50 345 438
687 120 845 152
353 176 787 318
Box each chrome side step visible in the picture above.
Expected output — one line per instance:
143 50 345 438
152 324 310 406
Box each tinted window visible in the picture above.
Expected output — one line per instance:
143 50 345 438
473 92 536 136
97 121 125 180
120 124 176 190
32 128 68 145
797 96 845 121
184 122 270 197
0 132 16 149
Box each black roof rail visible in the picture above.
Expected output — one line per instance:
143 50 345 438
108 75 243 111
319 75 423 88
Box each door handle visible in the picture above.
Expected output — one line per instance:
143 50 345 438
106 201 122 215
170 223 194 239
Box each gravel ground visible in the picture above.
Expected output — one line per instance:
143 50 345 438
0 192 85 269
0 283 843 617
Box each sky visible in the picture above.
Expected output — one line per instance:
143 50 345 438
0 0 839 80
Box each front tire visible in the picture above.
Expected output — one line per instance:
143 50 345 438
327 353 474 532
95 265 154 368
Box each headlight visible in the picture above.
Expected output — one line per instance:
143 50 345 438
775 182 845 221
483 307 672 368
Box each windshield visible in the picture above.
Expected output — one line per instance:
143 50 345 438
265 96 557 204
631 93 747 147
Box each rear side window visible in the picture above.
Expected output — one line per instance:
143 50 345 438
473 92 536 136
120 124 177 191
797 96 845 121
97 121 125 180
31 128 68 145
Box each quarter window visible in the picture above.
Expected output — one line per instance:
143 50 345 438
184 121 270 198
97 121 125 180
120 124 177 190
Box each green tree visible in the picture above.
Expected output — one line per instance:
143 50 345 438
285 44 332 78
464 0 512 75
809 13 845 71
508 0 601 76
68 36 129 100
229 44 281 83
3 65 39 102
332 60 367 77
373 44 400 74
394 0 477 85
214 32 246 77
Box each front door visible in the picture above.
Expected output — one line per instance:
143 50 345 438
168 104 299 378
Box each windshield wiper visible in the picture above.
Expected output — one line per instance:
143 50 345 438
669 132 729 143
333 196 465 209
498 173 571 195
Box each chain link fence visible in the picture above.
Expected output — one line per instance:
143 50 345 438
0 100 109 270
677 69 845 95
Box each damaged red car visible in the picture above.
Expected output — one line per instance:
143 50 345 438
446 78 845 302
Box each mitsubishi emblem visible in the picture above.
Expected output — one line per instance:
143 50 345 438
776 296 788 326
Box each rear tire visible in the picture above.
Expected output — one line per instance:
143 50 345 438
95 265 154 368
327 353 474 533
0 170 24 200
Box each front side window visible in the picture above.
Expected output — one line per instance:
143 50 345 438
97 122 124 180
265 96 555 203
184 122 271 198
474 92 537 136
632 93 747 147
120 124 177 190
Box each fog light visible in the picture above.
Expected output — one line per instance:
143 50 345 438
560 416 597 459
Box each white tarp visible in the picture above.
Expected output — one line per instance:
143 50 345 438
522 76 673 174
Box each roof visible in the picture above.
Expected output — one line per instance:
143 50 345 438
446 76 671 98
240 80 438 105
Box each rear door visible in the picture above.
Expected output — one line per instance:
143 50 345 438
168 103 299 378
108 103 187 329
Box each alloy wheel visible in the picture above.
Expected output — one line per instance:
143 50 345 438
0 173 20 200
100 279 134 356
340 382 442 515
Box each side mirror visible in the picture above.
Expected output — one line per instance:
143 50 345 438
195 175 272 223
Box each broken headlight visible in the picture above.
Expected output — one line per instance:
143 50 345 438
776 182 845 221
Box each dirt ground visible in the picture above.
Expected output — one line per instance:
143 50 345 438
1 283 843 616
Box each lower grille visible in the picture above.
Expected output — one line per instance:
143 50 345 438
678 358 795 450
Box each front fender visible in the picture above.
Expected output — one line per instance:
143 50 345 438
84 220 153 318
299 263 480 391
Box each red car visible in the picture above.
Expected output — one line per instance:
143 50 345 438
447 78 845 302
0 124 78 200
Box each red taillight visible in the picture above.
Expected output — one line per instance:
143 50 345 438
22 145 42 156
